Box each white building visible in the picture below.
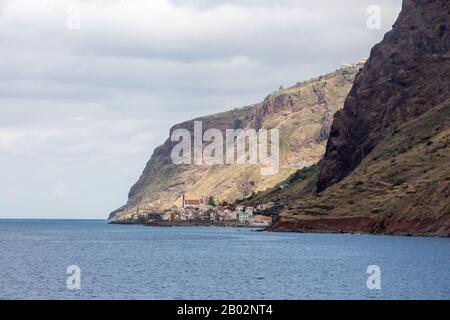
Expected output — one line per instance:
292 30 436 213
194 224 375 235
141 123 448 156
238 211 254 224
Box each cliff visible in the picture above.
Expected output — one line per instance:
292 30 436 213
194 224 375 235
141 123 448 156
268 0 450 236
109 62 365 223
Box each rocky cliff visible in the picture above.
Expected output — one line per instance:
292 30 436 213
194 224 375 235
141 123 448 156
109 62 365 223
269 0 450 236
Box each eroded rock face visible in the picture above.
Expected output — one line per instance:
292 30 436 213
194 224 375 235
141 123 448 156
266 0 450 237
317 0 450 192
271 214 450 237
109 63 364 223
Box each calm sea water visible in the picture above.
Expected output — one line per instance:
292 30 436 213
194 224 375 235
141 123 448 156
0 219 449 300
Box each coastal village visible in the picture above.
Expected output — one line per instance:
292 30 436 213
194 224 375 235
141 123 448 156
133 194 274 228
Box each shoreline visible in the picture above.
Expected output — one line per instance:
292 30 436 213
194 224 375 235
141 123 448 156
109 219 269 229
269 214 450 238
108 218 450 238
148 220 264 229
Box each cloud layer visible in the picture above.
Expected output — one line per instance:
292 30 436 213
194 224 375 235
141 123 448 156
0 0 402 218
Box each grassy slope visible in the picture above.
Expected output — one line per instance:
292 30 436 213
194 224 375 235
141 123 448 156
109 63 363 222
270 99 450 236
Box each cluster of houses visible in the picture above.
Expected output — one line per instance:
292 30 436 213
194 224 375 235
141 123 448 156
150 195 273 227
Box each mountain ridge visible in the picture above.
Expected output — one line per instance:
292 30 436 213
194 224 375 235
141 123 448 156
109 61 365 223
267 0 450 237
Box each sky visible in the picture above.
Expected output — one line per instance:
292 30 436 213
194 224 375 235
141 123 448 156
0 0 402 219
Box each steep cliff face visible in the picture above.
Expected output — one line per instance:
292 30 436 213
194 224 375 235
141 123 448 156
109 62 364 223
270 0 450 237
317 0 450 192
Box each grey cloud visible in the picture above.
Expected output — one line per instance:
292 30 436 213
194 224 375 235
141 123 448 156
0 0 402 218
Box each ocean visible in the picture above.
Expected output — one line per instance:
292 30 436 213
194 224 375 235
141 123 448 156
0 219 449 300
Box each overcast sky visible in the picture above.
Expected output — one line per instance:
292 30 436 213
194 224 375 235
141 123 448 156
0 0 402 219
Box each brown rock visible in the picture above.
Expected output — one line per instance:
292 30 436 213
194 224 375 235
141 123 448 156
317 0 450 192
